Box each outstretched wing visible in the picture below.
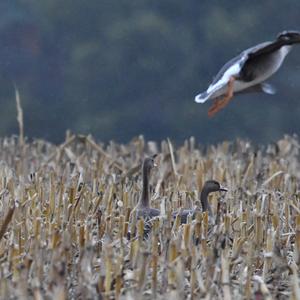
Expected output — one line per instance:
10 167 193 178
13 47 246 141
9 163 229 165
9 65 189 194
239 39 289 82
242 40 285 60
211 39 283 86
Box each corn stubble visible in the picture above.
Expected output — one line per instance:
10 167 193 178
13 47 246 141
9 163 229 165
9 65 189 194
0 134 299 299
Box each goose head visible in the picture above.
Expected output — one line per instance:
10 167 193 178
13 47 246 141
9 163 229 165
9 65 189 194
277 30 300 44
203 180 228 193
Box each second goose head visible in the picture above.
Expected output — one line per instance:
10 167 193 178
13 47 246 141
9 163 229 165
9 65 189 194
173 180 227 224
200 180 228 212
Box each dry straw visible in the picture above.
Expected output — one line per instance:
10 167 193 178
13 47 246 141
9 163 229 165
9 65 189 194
0 133 299 299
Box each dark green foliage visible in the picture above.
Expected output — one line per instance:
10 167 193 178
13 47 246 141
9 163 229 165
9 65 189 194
0 1 300 143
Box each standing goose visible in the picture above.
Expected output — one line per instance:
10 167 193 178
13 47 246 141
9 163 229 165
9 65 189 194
173 180 227 224
195 30 300 117
127 155 160 239
136 155 160 220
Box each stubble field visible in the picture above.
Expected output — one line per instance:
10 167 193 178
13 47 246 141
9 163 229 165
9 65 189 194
0 133 300 299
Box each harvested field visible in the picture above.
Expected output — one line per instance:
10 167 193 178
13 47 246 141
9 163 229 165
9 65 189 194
0 133 300 299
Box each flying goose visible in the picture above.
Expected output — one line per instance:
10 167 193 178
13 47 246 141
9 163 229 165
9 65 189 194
195 30 300 117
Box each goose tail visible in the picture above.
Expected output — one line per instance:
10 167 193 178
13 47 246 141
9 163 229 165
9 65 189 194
195 91 210 103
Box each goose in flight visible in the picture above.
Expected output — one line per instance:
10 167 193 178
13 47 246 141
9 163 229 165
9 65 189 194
195 30 300 117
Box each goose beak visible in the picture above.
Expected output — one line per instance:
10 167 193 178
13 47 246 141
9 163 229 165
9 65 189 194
291 32 300 43
219 186 228 192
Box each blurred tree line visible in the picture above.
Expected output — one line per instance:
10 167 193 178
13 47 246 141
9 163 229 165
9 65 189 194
0 0 300 144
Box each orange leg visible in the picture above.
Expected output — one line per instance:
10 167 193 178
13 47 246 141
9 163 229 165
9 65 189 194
208 76 235 117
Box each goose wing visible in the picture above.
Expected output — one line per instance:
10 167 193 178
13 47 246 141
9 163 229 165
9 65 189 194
238 39 288 82
209 40 281 87
242 40 285 59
